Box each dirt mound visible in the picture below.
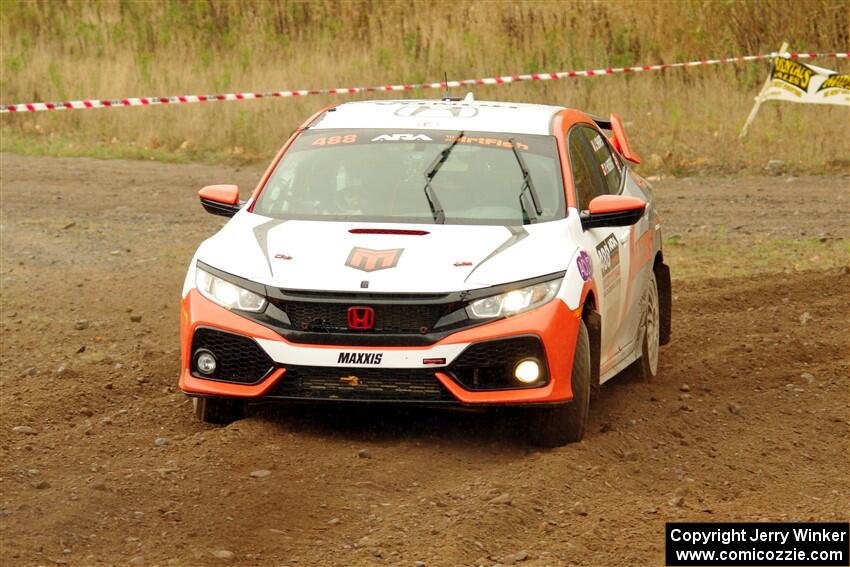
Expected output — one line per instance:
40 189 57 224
1 154 848 566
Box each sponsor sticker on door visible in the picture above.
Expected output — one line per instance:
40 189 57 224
595 234 621 294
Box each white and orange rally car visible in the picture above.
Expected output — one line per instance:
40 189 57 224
180 96 671 446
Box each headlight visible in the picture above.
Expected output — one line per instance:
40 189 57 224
467 278 562 319
195 267 267 312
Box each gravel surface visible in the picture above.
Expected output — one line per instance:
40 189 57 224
1 154 848 566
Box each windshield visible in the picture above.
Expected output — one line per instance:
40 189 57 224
253 129 565 225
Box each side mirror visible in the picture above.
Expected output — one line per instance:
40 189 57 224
198 185 241 217
580 195 646 230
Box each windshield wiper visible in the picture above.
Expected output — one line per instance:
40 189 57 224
508 137 543 224
422 131 464 224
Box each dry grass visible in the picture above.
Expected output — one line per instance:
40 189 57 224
1 0 848 172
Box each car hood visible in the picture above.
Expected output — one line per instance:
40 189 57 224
195 212 574 293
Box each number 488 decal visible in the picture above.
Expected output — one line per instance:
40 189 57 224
312 134 357 146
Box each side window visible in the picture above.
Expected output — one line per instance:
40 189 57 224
581 127 623 195
568 128 607 211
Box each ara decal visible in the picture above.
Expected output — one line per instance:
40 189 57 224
371 133 433 142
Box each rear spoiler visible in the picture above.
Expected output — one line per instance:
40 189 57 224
588 112 641 165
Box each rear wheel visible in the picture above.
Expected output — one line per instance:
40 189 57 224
192 397 246 424
527 320 591 447
635 271 661 381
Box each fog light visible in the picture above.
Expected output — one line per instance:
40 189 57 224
195 351 217 375
514 359 540 384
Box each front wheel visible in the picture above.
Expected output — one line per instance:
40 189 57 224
526 320 591 447
192 397 246 424
634 270 661 381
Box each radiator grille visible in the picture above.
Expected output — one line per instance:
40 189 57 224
280 301 448 334
268 366 451 401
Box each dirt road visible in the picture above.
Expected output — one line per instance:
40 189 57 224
1 154 848 567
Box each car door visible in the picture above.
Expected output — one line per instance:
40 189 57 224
568 126 631 370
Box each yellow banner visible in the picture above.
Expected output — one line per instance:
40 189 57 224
762 56 850 106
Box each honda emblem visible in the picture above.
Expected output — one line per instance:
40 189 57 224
347 306 375 330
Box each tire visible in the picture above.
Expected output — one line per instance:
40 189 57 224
192 396 246 424
527 320 591 448
635 270 661 382
655 262 672 345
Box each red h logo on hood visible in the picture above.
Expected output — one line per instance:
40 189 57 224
347 306 375 330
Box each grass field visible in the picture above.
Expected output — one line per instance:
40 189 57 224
666 237 850 280
1 0 848 172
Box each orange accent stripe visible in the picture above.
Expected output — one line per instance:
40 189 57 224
179 368 285 397
435 370 559 404
623 227 655 310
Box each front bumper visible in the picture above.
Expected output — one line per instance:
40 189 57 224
179 289 582 405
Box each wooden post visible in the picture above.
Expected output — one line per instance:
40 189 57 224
739 41 789 139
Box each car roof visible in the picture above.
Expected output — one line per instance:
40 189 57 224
310 99 567 136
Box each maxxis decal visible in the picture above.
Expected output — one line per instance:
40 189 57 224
337 352 383 364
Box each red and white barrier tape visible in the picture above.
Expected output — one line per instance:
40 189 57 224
2 51 847 114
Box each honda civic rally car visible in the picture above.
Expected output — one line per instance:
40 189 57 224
180 96 671 446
